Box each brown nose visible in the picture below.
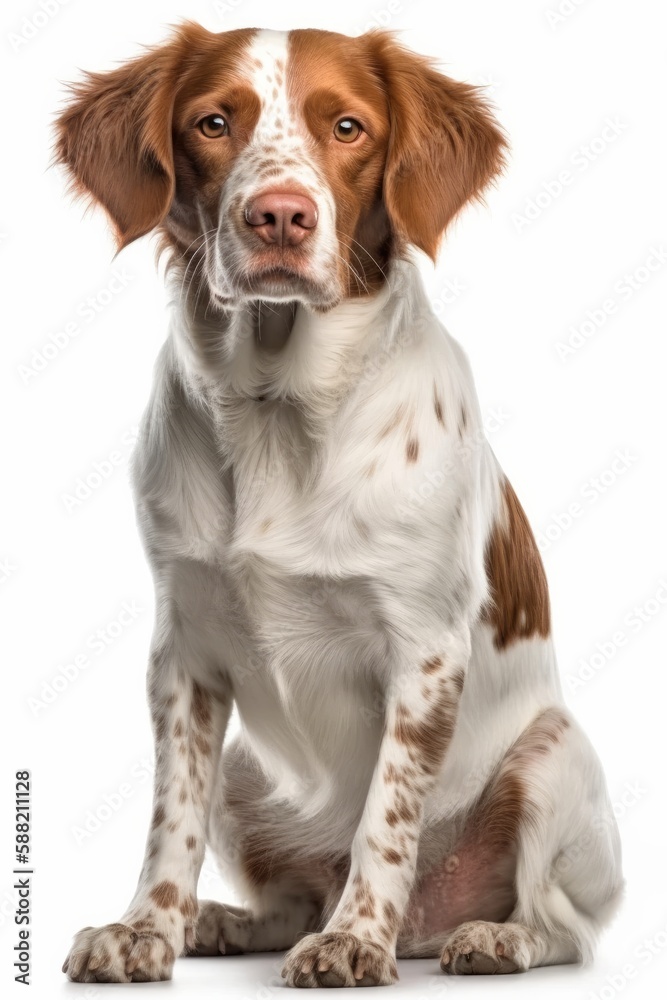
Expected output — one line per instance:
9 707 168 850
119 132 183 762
244 192 318 246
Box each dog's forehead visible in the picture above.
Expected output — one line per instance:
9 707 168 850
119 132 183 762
240 29 375 140
246 30 295 142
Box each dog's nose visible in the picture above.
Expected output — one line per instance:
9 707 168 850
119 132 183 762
244 193 318 246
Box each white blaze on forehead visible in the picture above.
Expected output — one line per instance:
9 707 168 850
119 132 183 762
247 29 296 145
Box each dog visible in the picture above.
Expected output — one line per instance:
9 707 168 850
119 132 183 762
56 24 623 986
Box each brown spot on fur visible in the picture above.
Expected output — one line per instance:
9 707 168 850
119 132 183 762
385 808 399 826
179 893 198 920
384 762 416 786
452 667 465 695
382 848 403 865
178 786 188 805
173 718 184 739
167 820 180 833
365 460 378 478
192 682 212 731
384 900 400 931
422 655 443 674
406 437 420 463
164 693 177 708
195 733 211 757
185 834 197 851
393 677 461 776
260 518 272 533
434 387 445 426
150 880 179 909
154 712 168 742
152 804 165 827
458 405 468 437
393 791 418 824
482 478 551 649
132 918 155 932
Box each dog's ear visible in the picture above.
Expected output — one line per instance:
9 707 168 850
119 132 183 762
367 33 508 261
54 25 204 250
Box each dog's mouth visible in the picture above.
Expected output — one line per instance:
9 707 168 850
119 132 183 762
238 263 338 308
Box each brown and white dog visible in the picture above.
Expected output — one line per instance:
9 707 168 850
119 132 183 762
56 24 623 986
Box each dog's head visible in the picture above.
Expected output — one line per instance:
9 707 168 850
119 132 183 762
55 24 506 311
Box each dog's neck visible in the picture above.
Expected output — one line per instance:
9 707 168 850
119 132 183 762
171 262 409 412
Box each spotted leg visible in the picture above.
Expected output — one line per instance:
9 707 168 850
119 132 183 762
63 604 231 983
281 628 469 987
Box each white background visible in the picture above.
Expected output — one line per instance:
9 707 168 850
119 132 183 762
2 0 666 997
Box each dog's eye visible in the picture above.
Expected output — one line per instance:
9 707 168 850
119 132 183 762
198 114 229 138
333 118 363 143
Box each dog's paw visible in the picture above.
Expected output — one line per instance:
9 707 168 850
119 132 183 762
440 920 535 975
62 923 176 983
191 900 252 955
281 931 398 988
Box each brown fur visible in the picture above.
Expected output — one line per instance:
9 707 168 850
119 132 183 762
366 33 508 261
149 880 179 910
483 478 551 649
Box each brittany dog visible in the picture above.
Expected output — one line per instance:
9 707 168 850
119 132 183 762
56 24 623 986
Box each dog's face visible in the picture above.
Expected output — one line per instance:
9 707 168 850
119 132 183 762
56 25 505 311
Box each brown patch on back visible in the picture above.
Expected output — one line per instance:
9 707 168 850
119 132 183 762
482 478 551 649
150 880 179 909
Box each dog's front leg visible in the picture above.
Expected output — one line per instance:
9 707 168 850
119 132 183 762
63 646 231 983
282 627 469 988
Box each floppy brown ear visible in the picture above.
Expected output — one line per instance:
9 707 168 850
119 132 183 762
54 31 191 250
368 33 508 261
